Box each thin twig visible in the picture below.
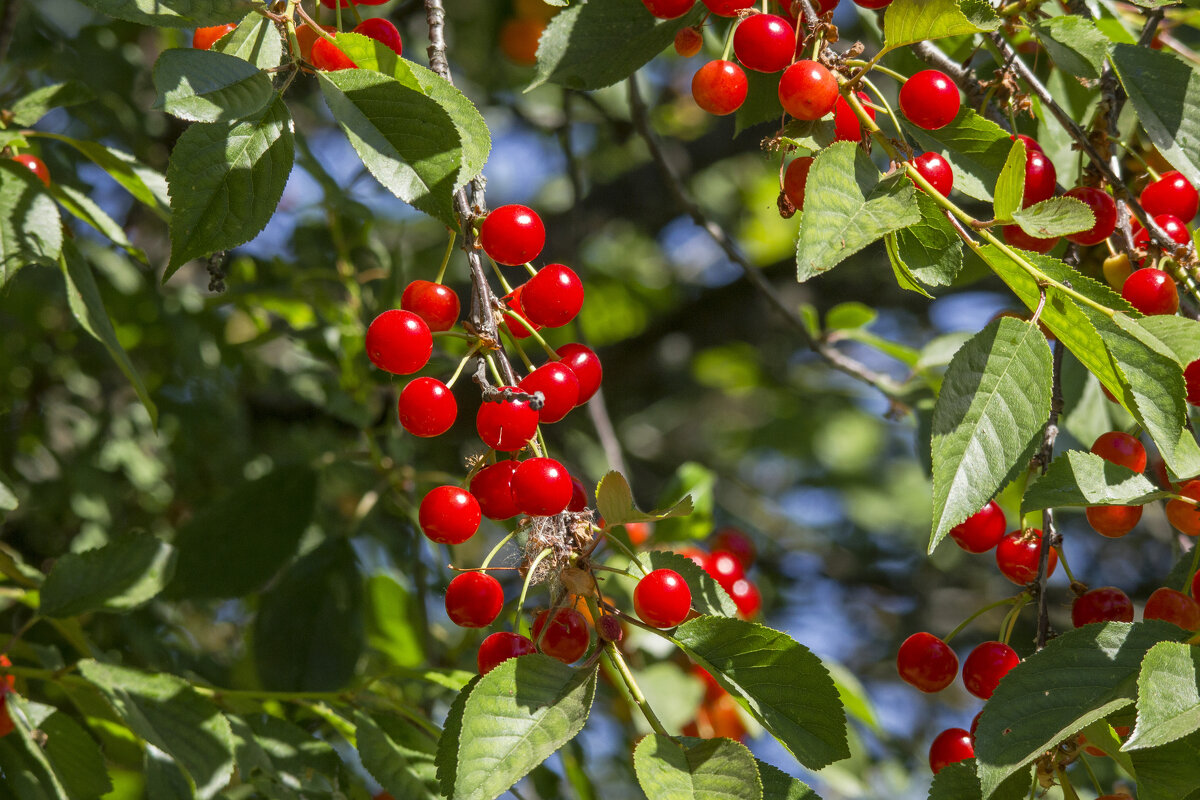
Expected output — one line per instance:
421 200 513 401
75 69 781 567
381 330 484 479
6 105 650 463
1035 339 1064 651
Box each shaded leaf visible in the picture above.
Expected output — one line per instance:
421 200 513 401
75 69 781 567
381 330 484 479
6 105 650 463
1032 16 1109 80
1129 729 1200 800
633 735 762 800
0 160 62 286
50 182 146 262
756 759 821 800
153 48 273 123
894 190 963 287
927 759 1030 800
39 532 175 618
8 82 94 127
356 711 440 800
40 710 112 800
1111 44 1200 189
71 0 251 28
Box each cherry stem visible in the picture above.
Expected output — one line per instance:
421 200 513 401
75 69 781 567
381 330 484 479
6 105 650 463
1054 544 1078 584
484 353 505 386
435 230 456 284
514 547 554 634
999 594 1029 645
282 0 304 67
500 307 559 360
1056 765 1081 800
601 529 648 575
523 262 538 278
498 326 536 371
943 594 1024 644
0 615 40 660
1078 754 1104 797
858 75 906 143
444 344 480 389
720 20 735 62
605 643 669 736
844 58 907 84
480 532 515 570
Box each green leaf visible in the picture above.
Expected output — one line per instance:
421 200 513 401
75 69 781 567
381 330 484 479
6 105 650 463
39 532 175 618
653 462 714 542
78 660 236 799
992 139 1026 223
213 11 283 70
672 617 848 769
1127 641 1200 750
974 621 1192 798
0 160 62 286
1136 315 1200 366
637 550 737 618
144 746 195 800
929 317 1052 552
166 94 293 277
1078 718 1136 774
1110 44 1200 189
49 182 146 263
33 134 170 215
40 709 113 800
70 0 252 28
826 302 877 330
452 656 596 800
1022 450 1169 511
1031 16 1110 80
885 233 934 298
894 190 963 287
0 475 16 512
882 0 1001 52
366 573 426 667
1011 196 1095 237
1 696 70 798
356 711 441 800
756 759 821 800
153 48 273 123
735 70 787 136
906 109 1011 202
168 464 317 598
8 82 94 127
531 0 703 91
595 470 693 527
927 760 1030 800
633 735 763 800
796 141 920 281
229 713 340 795
59 242 158 426
629 664 705 735
436 675 480 796
1130 729 1200 800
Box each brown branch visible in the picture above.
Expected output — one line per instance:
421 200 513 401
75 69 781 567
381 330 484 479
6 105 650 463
1035 338 1064 651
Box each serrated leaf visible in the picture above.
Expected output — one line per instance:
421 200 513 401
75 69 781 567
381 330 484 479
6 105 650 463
595 470 693 527
882 0 1000 52
8 82 94 127
31 133 170 216
0 160 62 286
166 94 293 276
756 759 821 800
530 0 703 91
926 760 1030 800
1110 44 1200 189
633 735 762 800
1127 641 1200 750
1032 16 1109 80
356 711 440 800
906 109 1011 202
40 709 113 799
50 182 145 262
436 675 480 796
1011 196 1095 237
153 48 273 123
168 464 316 598
929 317 1052 552
71 0 251 27
39 532 175 618
453 656 596 800
672 617 848 769
885 232 934 298
1022 450 1169 511
1136 315 1200 366
59 242 158 426
213 11 283 70
975 621 1192 798
637 550 737 618
993 139 1025 222
894 190 963 287
1130 729 1200 800
796 141 920 281
78 660 236 799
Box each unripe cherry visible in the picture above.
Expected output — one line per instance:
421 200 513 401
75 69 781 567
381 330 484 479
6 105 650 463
674 26 703 57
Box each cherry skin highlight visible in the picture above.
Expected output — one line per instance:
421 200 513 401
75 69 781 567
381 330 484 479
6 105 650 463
479 205 545 266
470 461 522 520
1072 587 1134 627
477 632 536 674
995 528 1057 585
929 728 974 775
778 60 838 121
896 632 958 693
899 70 960 130
418 486 481 545
352 17 402 55
1140 170 1199 222
476 388 540 452
532 608 590 663
733 14 796 73
704 551 745 592
912 152 953 197
518 362 580 424
398 377 457 437
521 264 584 328
556 343 602 404
1121 268 1179 316
401 280 460 332
634 569 692 628
511 457 573 517
691 60 749 116
12 154 50 187
445 572 505 628
729 579 761 618
365 309 432 375
962 640 1019 699
949 500 1006 553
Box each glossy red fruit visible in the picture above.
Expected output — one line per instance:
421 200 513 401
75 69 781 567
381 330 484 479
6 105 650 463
1121 268 1178 316
476 389 540 451
1166 479 1200 536
704 551 745 591
912 152 953 196
311 37 357 71
470 461 522 520
1140 171 1199 222
1132 213 1191 251
518 362 580 424
0 695 11 738
711 527 756 568
398 377 456 437
1145 587 1200 629
691 60 749 116
1010 133 1042 153
674 26 703 57
643 0 696 18
929 728 974 775
625 521 650 546
729 579 761 618
962 640 1019 699
996 529 1056 585
401 280 459 332
1064 187 1117 246
634 569 692 628
352 17 402 55
296 24 336 61
1192 569 1199 603
512 457 573 517
1187 359 1200 406
193 23 236 50
702 0 755 16
1021 150 1057 207
556 344 602 404
969 711 982 741
365 309 432 375
1086 504 1142 538
480 205 545 266
733 14 796 73
899 70 960 130
12 154 50 187
532 608 590 662
1071 587 1134 627
445 572 505 628
501 285 541 340
1091 431 1147 472
778 60 838 121
783 156 813 210
477 631 536 674
522 264 584 328
896 632 958 693
567 475 588 512
949 501 1006 554
419 486 481 545
1002 224 1058 254
831 91 874 142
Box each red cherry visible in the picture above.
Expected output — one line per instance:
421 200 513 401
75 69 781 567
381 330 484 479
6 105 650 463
962 640 1019 699
1010 133 1043 153
1021 150 1057 207
899 70 960 130
193 23 236 50
1092 431 1147 472
556 343 602 404
296 24 336 61
783 156 813 211
1192 569 1199 603
518 362 580 424
701 0 755 16
480 205 545 266
691 60 749 116
419 486 481 545
896 632 958 693
398 377 457 437
1064 187 1117 246
625 521 650 546
501 285 542 340
704 551 745 591
477 631 536 674
1132 213 1191 251
1144 587 1200 630
445 572 505 628
1140 171 1199 222
643 0 696 18
0 695 11 738
521 264 584 328
532 608 590 662
1166 479 1200 536
733 14 796 73
352 17 402 55
1121 268 1178 316
679 547 709 570
311 37 357 71
1002 224 1058 254
912 152 953 197
929 728 974 774
969 711 982 741
470 461 522 520
1187 359 1200 406
729 579 761 618
476 388 540 451
401 280 460 332
995 528 1056 585
1071 587 1134 627
567 475 589 512
634 569 692 628
710 527 756 568
949 500 1006 554
1086 505 1142 538
674 27 703 58
778 60 838 121
12 154 50 187
833 92 874 142
365 309 432 375
511 457 573 517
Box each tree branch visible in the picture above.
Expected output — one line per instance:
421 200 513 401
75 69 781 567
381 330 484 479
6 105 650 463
1035 338 1064 651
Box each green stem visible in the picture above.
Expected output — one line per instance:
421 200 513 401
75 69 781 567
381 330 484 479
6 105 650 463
605 643 669 736
1057 766 1081 800
435 230 457 284
859 75 906 143
600 529 648 574
523 262 538 279
1079 755 1104 797
444 345 479 389
1054 544 1077 584
485 353 505 386
1000 594 1029 644
844 58 906 83
514 548 553 633
481 532 515 569
1182 542 1200 593
283 0 304 67
720 21 735 61
501 309 559 359
944 594 1024 643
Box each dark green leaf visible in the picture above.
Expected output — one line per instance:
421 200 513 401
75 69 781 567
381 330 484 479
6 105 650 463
435 675 480 796
1127 641 1200 750
756 759 820 800
1011 196 1095 237
992 139 1025 222
50 182 146 263
0 160 62 285
651 462 713 542
33 133 170 215
894 190 963 287
40 710 112 800
356 711 441 800
595 470 693 527
1022 450 1169 511
213 11 283 70
1 696 69 798
229 713 340 795
153 48 273 123
735 70 786 136
633 735 762 800
39 532 175 618
8 82 94 127
927 760 1031 800
637 550 737 618
1032 16 1109 80
1130 729 1200 800
906 109 1011 202
885 233 934 298
1110 44 1200 189
144 746 194 800
883 0 1000 52
71 0 252 28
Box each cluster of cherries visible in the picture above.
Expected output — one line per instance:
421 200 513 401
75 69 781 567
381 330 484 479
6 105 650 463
678 526 763 618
